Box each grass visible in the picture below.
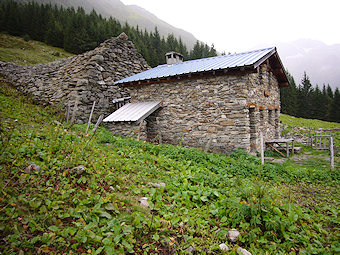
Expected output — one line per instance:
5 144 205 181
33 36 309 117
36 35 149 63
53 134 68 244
0 38 339 253
0 33 73 65
281 114 340 130
0 78 339 254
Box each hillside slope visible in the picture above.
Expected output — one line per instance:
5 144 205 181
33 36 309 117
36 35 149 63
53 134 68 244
17 0 198 49
0 78 339 253
0 33 73 65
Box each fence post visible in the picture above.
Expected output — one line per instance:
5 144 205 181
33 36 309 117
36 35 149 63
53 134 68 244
260 131 264 165
86 101 96 134
330 137 334 170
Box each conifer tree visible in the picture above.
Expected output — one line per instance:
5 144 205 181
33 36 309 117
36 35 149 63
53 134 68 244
328 88 340 122
280 71 298 116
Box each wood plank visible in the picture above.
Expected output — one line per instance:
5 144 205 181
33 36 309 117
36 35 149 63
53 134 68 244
86 101 96 134
267 143 285 157
260 132 264 165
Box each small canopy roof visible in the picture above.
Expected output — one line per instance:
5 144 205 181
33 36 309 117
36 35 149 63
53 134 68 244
103 101 161 124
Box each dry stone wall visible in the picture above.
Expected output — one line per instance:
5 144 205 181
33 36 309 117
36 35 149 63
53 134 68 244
0 33 149 123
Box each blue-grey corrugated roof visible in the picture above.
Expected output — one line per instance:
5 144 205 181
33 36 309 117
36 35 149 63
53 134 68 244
115 47 276 85
103 101 161 123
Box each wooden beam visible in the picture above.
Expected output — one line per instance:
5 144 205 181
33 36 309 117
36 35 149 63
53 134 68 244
247 102 256 108
259 105 265 110
279 82 289 87
266 143 285 157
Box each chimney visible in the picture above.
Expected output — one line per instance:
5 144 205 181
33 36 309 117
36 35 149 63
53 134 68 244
165 52 183 65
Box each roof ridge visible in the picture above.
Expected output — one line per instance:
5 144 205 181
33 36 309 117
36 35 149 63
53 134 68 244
164 47 276 67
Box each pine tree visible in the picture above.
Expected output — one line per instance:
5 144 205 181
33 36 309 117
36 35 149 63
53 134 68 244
297 72 314 118
280 71 298 116
328 88 340 122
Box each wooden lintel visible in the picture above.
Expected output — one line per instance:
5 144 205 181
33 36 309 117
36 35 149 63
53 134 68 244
279 82 289 87
274 105 280 110
247 102 256 108
259 105 265 110
267 106 274 110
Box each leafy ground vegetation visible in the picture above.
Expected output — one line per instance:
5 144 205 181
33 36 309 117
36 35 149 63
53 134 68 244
0 80 339 254
0 33 73 65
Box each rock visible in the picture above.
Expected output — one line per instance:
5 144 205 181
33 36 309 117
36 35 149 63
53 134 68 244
271 158 287 163
118 32 129 40
264 157 275 162
219 243 229 251
139 197 149 208
185 245 195 254
237 247 252 255
53 120 61 125
90 54 104 63
228 228 240 242
71 165 86 175
149 182 166 188
25 163 41 173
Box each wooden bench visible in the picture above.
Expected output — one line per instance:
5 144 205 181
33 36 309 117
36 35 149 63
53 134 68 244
266 138 295 158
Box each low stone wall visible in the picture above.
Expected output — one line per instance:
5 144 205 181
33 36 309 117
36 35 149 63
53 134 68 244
0 33 149 123
106 121 147 141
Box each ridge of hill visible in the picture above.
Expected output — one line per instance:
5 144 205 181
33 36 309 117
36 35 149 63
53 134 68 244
257 39 340 90
16 0 198 49
0 33 73 65
0 77 339 253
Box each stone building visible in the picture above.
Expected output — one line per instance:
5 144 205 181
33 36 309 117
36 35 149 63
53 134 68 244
104 47 289 154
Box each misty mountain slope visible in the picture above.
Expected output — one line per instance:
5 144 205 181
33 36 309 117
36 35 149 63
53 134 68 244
274 39 340 89
17 0 197 49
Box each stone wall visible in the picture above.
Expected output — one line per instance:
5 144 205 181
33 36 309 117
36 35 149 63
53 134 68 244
0 33 149 123
125 62 280 154
107 121 147 141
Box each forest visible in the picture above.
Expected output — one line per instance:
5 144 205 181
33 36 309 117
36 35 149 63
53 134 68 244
281 72 340 123
0 0 339 122
0 0 216 67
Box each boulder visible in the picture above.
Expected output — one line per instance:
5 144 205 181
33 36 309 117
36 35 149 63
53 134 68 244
228 229 240 242
237 247 252 255
149 182 166 188
25 163 41 173
139 197 149 208
71 165 86 175
219 243 229 251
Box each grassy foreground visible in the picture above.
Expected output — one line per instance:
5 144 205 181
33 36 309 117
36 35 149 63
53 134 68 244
0 80 339 254
0 33 73 65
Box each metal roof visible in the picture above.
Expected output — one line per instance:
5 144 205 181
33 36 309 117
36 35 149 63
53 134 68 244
115 47 277 85
103 101 161 123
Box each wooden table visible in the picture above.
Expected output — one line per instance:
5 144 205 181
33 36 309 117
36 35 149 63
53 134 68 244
265 138 295 158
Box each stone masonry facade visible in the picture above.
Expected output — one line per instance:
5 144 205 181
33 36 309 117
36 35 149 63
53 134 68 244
0 33 149 123
117 62 281 154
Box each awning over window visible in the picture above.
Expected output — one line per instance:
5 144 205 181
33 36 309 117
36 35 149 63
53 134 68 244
103 101 161 124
